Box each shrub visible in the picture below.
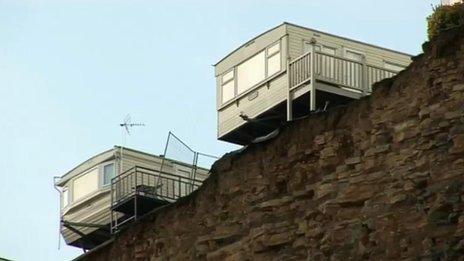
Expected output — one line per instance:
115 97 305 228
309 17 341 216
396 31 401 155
427 3 464 39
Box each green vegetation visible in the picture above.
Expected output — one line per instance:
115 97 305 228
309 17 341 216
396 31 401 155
427 3 464 39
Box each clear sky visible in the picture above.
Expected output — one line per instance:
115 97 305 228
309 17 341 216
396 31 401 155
0 0 439 260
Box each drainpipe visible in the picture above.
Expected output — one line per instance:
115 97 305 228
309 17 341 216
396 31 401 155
53 176 62 250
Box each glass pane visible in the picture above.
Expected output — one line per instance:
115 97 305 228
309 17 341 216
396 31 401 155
304 42 317 53
322 46 336 55
103 163 115 185
267 42 280 56
73 168 99 201
62 188 68 208
222 80 235 103
345 50 363 61
237 51 265 94
222 70 234 83
267 53 281 76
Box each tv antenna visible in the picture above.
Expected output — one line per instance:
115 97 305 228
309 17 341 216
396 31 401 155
120 114 145 135
119 114 145 173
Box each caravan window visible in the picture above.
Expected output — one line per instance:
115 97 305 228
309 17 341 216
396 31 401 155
221 40 282 104
304 42 337 56
321 46 336 55
103 163 115 186
62 187 69 208
237 51 266 94
221 70 235 103
345 49 364 61
73 168 99 201
267 41 281 77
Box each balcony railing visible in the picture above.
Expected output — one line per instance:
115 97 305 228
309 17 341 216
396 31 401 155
287 49 399 120
109 165 205 232
111 166 203 207
288 50 398 93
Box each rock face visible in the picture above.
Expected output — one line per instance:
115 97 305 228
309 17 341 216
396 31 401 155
82 26 464 260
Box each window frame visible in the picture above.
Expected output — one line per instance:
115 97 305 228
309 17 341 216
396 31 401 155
236 49 266 95
220 68 236 104
305 43 338 56
219 39 283 105
72 166 100 203
319 45 337 56
266 41 282 78
102 162 116 187
62 187 69 209
343 48 365 62
65 160 117 209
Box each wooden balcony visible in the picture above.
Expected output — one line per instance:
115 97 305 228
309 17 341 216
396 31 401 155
287 48 398 120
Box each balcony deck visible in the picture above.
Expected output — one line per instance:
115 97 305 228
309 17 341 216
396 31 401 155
110 166 203 232
287 48 398 120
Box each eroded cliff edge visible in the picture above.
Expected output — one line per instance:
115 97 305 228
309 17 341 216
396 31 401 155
82 26 464 260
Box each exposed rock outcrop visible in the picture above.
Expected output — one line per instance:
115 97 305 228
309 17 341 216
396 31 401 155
81 25 464 260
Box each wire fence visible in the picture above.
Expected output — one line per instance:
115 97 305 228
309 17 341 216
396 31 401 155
157 132 219 196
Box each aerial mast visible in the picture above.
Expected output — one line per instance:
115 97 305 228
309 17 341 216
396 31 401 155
119 114 145 173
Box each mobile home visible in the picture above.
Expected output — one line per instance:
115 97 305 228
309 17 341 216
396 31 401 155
215 22 412 145
55 146 209 250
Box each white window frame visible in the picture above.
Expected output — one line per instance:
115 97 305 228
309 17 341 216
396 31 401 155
343 48 365 62
72 166 100 203
63 161 118 209
236 50 266 95
319 45 337 55
220 68 236 104
266 41 282 78
62 187 69 209
304 41 338 56
101 162 116 187
220 40 282 105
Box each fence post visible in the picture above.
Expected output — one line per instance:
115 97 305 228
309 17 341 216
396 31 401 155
134 170 138 221
362 56 368 95
191 152 198 193
110 178 113 234
309 42 316 111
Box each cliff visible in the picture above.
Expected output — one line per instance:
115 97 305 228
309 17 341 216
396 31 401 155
81 25 464 260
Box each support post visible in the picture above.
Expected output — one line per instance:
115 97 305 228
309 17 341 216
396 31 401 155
361 56 368 95
309 43 316 111
110 179 113 234
134 170 138 221
286 58 293 121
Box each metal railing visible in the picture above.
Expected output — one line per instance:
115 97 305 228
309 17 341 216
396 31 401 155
111 166 204 207
158 132 218 193
288 50 398 92
110 165 205 233
110 132 218 233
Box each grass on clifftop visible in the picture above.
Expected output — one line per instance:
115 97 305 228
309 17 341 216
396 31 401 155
428 3 464 39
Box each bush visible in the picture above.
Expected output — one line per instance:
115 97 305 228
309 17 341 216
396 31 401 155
427 3 464 39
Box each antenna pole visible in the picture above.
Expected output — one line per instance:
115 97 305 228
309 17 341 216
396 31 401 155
119 114 145 174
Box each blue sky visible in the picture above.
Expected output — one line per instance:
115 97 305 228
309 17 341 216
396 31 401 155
0 0 439 260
